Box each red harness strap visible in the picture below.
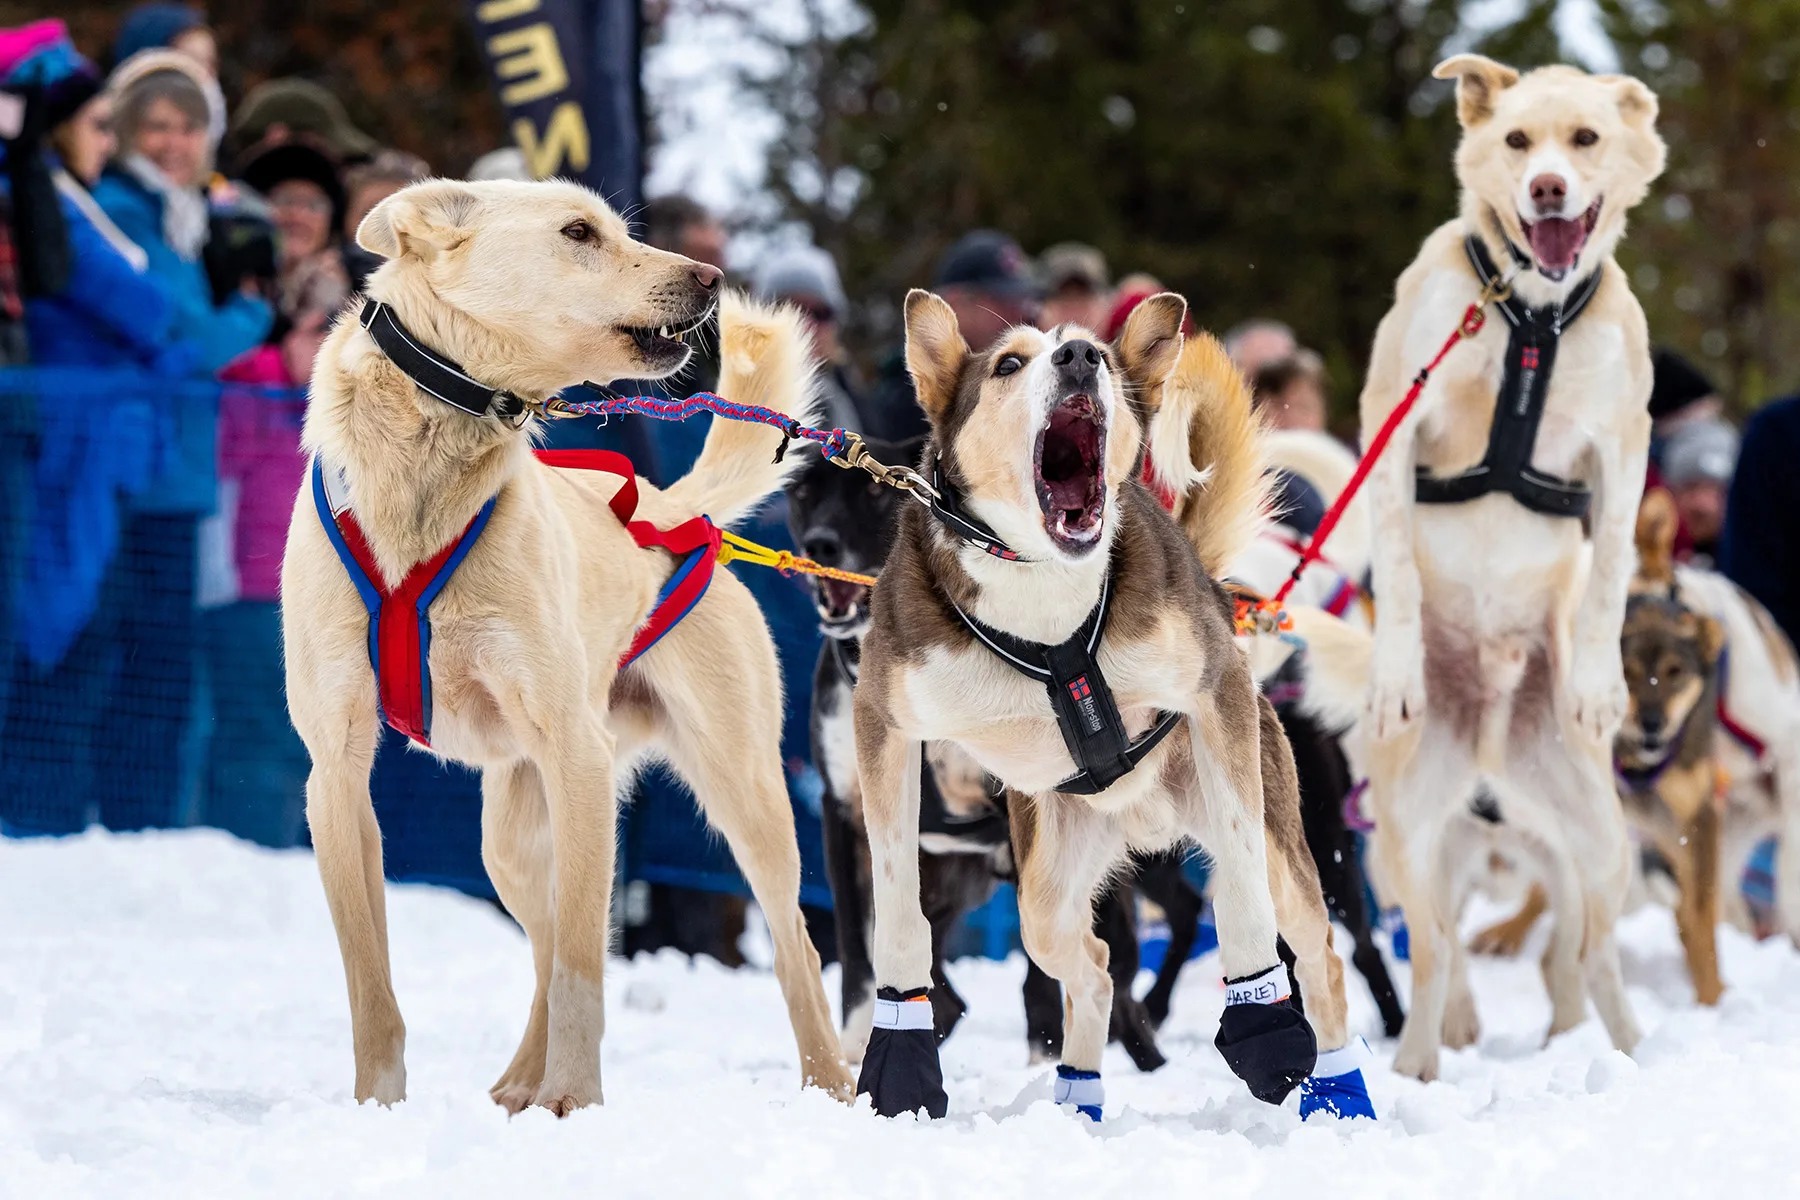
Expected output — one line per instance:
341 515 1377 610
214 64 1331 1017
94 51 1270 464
315 449 719 747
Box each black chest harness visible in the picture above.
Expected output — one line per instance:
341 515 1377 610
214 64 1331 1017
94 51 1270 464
942 558 1183 796
1414 235 1604 520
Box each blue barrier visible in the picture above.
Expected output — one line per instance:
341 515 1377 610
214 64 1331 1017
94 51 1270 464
0 369 837 922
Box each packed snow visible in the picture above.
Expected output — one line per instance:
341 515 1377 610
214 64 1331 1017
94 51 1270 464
3 828 1797 1197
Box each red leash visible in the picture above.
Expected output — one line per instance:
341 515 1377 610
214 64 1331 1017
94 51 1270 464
1270 285 1507 609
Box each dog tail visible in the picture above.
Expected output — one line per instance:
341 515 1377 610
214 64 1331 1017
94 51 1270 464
1264 429 1370 577
1285 607 1371 735
1157 333 1272 579
660 291 821 529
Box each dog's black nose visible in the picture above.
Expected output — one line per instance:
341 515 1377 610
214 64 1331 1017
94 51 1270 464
803 528 843 567
692 262 723 291
1052 339 1101 391
1530 173 1567 215
1639 710 1664 739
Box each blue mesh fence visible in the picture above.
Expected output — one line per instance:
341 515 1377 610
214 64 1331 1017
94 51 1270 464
0 368 833 914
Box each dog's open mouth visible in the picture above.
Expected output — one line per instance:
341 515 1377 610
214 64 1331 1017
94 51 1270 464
618 305 713 368
1034 393 1107 553
815 577 868 634
1520 197 1601 281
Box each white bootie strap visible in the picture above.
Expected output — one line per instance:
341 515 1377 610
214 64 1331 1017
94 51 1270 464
1053 1069 1104 1110
1224 964 1291 1007
872 995 936 1031
1313 1036 1372 1078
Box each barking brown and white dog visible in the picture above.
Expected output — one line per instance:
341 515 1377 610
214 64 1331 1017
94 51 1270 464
1356 57 1666 1080
282 178 851 1113
849 291 1365 1121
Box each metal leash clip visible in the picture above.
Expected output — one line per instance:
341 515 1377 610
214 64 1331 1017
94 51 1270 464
829 432 942 504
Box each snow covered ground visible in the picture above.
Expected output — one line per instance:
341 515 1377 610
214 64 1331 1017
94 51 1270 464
4 829 1798 1198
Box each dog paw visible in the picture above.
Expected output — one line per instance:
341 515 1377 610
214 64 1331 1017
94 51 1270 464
1390 1041 1439 1083
354 1060 407 1107
1442 996 1480 1050
1565 646 1627 744
1366 639 1426 741
533 1077 602 1116
1469 916 1533 958
490 1081 537 1115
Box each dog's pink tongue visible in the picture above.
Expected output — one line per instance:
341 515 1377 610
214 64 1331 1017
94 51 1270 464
1527 217 1587 271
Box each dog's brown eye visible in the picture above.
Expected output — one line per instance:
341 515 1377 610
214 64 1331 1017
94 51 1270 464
561 220 596 243
1505 130 1530 151
995 353 1023 377
1572 127 1599 148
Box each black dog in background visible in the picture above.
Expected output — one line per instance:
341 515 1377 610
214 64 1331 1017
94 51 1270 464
787 439 1203 1070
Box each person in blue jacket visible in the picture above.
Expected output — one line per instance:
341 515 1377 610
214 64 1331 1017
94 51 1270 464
0 34 220 834
13 49 268 833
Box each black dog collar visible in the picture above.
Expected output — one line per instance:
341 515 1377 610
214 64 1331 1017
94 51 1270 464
928 459 1029 561
1414 234 1603 520
948 573 1180 795
359 300 530 423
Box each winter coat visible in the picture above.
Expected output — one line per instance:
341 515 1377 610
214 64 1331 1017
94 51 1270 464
213 345 305 602
1 157 168 667
89 165 272 514
1721 394 1800 649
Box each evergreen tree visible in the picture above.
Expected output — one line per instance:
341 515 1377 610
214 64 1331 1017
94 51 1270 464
1599 0 1800 408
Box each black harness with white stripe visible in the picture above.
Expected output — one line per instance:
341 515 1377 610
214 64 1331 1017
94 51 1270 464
1414 234 1603 520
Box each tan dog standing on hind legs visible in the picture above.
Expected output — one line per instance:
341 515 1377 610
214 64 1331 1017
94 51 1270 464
851 290 1369 1122
1357 56 1665 1080
281 177 851 1113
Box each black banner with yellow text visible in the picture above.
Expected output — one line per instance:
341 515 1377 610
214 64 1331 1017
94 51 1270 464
465 0 641 214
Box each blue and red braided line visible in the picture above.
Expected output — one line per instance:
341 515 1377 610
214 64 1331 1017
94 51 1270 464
555 390 850 461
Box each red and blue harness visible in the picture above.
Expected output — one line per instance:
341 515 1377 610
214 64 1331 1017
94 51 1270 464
314 449 720 747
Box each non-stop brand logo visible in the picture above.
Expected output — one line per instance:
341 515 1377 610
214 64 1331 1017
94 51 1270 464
1514 343 1541 417
1067 675 1104 734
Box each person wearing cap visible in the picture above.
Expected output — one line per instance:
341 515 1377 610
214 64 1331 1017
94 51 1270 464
1659 417 1739 568
1648 348 1724 446
111 3 216 79
864 229 1041 442
235 136 349 377
226 78 377 167
1722 394 1800 648
1038 241 1111 333
756 244 865 432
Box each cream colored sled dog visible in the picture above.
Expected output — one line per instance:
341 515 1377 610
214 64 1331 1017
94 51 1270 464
1358 57 1665 1080
281 177 851 1113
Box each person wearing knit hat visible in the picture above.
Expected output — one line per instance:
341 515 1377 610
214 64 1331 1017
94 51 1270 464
111 3 216 78
227 78 376 166
755 244 865 431
1648 347 1723 438
1659 417 1740 567
233 135 349 380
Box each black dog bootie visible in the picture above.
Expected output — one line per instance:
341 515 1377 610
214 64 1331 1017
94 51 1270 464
1214 964 1318 1104
857 986 948 1118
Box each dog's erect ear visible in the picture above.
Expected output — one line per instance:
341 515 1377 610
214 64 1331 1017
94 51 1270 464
1635 487 1679 585
1113 293 1187 399
356 179 480 261
904 289 969 424
1433 54 1520 127
1697 613 1726 666
1598 74 1660 131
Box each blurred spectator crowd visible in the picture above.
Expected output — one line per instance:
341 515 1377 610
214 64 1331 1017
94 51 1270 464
1 7 1796 971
